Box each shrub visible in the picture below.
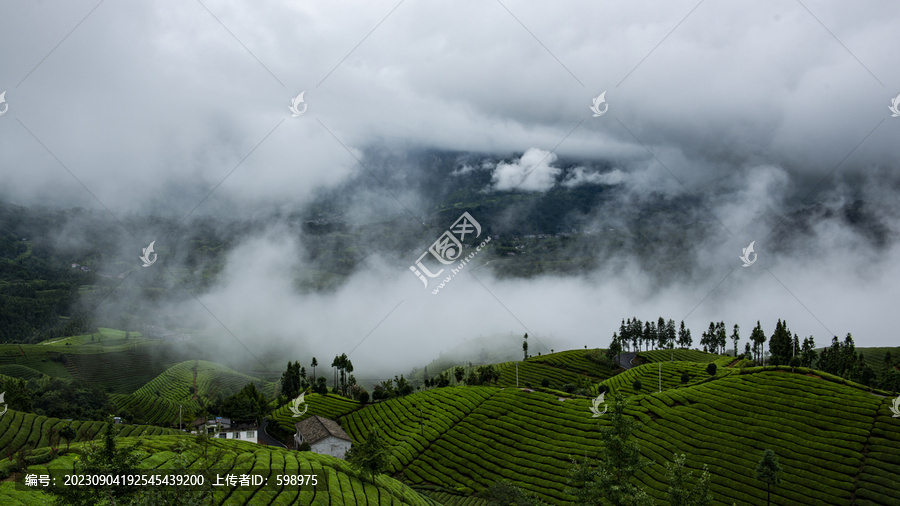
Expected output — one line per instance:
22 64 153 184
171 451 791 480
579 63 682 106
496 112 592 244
298 441 311 451
562 384 576 393
633 379 642 391
706 363 717 376
358 391 369 403
541 379 550 388
681 372 690 384
524 382 532 388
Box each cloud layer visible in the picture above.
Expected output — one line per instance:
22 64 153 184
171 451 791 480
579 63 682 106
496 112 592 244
1 1 898 378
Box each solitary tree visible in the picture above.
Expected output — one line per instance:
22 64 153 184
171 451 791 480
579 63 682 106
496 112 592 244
523 333 529 360
666 453 712 506
345 427 390 483
716 322 727 355
607 332 623 366
768 319 793 366
750 321 766 363
678 321 692 349
644 321 657 351
665 319 677 349
454 366 465 385
730 324 740 356
60 425 76 450
658 317 667 348
706 363 717 376
755 449 782 506
311 357 317 380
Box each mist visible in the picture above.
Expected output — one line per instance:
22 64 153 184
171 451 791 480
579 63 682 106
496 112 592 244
1 0 898 383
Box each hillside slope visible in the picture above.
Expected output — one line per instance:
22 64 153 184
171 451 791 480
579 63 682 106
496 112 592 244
338 371 900 505
1 435 440 505
0 409 181 455
111 360 275 426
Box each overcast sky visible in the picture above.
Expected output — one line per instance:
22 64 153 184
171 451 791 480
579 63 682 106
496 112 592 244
1 1 898 376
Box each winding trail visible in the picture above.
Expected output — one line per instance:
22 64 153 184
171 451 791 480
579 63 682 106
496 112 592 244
617 352 637 370
259 417 287 448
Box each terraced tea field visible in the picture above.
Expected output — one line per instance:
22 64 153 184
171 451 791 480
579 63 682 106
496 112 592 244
636 349 724 364
111 361 275 425
0 435 438 505
340 372 900 505
0 409 180 455
270 393 361 434
420 349 617 391
594 360 732 396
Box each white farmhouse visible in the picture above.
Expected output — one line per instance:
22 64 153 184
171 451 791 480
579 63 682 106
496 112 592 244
294 415 353 459
192 417 258 443
217 421 258 443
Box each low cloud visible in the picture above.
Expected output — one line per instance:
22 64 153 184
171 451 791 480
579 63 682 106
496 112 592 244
491 148 561 192
562 167 626 188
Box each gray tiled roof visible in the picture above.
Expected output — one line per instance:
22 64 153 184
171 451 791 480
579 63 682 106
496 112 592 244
295 415 352 444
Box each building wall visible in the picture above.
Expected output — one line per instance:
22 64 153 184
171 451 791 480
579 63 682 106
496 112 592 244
310 436 352 459
216 429 258 442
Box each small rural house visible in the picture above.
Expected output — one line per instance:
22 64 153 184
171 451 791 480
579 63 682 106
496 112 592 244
192 416 258 443
294 415 353 459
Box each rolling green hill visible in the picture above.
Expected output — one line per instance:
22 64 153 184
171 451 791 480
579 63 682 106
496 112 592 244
337 370 900 505
594 360 730 397
1 435 440 505
636 349 725 364
422 349 618 391
270 393 361 437
0 409 181 456
110 360 275 426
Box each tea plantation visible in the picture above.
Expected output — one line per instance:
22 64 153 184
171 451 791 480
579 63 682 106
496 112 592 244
0 435 440 505
338 370 900 505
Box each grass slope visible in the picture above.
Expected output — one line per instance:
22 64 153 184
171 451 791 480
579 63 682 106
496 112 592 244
340 371 900 505
0 435 439 505
0 409 180 456
595 361 731 397
111 360 275 426
426 349 617 391
270 393 361 435
636 349 725 364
